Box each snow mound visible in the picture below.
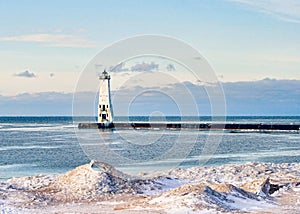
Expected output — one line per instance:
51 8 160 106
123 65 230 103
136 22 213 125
146 182 274 212
2 161 161 205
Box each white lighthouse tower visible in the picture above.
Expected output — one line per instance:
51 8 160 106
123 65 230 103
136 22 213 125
98 70 114 126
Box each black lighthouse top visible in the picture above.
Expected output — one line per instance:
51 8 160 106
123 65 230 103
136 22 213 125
99 70 110 80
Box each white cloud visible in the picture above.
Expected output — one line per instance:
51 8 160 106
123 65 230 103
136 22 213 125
0 34 96 48
228 0 300 23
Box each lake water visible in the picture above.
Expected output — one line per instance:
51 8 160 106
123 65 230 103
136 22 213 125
0 116 299 180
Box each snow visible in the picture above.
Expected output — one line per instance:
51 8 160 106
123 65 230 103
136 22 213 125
1 161 300 213
225 195 273 211
142 176 188 196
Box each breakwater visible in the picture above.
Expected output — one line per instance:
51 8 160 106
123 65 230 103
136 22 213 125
78 122 299 131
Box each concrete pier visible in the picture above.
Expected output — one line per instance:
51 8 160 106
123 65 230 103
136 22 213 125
78 122 300 132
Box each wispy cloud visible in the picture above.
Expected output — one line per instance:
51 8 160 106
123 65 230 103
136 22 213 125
0 34 96 48
228 0 300 23
14 70 36 78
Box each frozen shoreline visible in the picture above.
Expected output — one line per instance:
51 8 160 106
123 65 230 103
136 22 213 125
1 161 300 213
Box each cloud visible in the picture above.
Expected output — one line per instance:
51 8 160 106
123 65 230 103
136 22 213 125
109 62 129 72
113 78 300 116
130 62 159 72
0 79 299 116
166 64 176 71
0 92 73 116
222 78 300 115
0 34 96 48
14 70 36 78
228 0 300 23
108 62 159 73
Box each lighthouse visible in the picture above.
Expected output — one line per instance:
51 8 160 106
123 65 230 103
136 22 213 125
97 70 114 127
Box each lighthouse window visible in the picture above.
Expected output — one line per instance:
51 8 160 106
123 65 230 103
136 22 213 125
102 105 105 110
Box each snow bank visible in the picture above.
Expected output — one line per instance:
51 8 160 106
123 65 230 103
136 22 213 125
1 161 300 213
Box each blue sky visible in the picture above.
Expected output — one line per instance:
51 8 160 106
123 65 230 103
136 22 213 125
0 0 299 115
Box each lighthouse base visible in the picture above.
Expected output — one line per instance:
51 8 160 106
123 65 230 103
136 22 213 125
78 122 114 129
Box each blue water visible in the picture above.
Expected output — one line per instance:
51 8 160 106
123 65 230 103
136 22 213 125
0 116 299 180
